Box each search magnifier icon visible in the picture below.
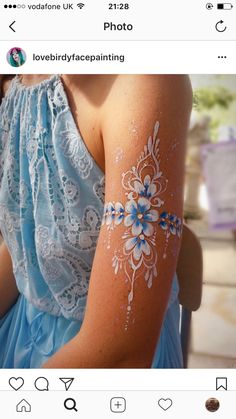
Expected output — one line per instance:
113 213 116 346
64 398 78 412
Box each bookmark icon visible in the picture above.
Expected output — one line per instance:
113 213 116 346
59 378 74 391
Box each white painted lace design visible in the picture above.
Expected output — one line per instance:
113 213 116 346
102 122 182 327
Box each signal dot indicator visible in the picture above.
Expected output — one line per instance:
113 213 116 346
4 4 17 7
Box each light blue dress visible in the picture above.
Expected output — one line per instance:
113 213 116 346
0 75 183 368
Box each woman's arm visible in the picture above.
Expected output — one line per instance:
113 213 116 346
0 241 19 318
43 75 192 368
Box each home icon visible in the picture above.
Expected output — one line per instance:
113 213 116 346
16 399 31 413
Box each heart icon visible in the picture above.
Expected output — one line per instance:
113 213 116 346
158 398 173 411
9 377 24 391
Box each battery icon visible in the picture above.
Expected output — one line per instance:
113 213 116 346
217 3 233 9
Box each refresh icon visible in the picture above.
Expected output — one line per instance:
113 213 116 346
215 20 227 32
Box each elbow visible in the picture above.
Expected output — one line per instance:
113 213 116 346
108 341 157 368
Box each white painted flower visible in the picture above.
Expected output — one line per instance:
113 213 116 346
134 175 157 198
125 234 151 261
124 197 158 237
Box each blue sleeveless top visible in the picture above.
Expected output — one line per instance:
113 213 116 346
0 75 183 368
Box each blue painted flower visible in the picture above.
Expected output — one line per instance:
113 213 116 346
170 224 177 235
134 175 157 198
124 197 158 237
102 201 125 227
114 202 125 225
125 233 151 260
159 220 168 230
105 202 116 225
160 211 168 218
159 211 182 237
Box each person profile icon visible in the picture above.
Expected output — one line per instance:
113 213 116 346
7 47 26 67
205 397 220 412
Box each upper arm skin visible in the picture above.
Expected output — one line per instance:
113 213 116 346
75 75 192 367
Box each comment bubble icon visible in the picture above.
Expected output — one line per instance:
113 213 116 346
34 377 49 391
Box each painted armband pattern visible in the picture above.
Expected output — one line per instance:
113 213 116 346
101 121 182 328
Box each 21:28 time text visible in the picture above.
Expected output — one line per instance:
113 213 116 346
108 3 130 10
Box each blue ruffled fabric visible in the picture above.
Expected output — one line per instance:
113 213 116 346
152 289 183 367
0 75 183 368
0 294 82 368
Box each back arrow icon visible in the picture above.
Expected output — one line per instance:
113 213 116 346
215 20 227 32
9 21 16 32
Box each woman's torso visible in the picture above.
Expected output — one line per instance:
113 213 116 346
0 75 109 321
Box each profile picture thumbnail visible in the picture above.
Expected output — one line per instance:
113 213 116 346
205 398 220 412
7 47 26 67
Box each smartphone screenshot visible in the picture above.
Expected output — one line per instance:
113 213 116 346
0 1 236 417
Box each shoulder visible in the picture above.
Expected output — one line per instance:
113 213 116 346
64 74 192 133
102 74 192 116
67 74 192 113
101 75 192 149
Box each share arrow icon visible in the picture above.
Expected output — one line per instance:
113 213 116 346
59 377 74 391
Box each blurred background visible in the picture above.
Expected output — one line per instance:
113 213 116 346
186 75 236 368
